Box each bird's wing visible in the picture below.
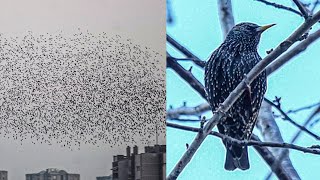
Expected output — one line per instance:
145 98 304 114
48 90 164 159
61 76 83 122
205 49 222 110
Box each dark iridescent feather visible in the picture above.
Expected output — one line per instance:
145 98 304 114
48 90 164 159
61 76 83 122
205 22 268 170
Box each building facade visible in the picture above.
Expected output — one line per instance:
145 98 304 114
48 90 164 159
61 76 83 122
112 145 166 180
26 168 80 180
0 171 8 180
96 175 112 180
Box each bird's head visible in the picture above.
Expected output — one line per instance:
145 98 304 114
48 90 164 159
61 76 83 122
225 22 275 51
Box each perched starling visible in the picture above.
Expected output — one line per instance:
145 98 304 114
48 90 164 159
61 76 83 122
204 22 274 170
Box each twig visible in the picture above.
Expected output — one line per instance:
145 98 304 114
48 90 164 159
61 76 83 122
255 0 303 16
167 10 320 180
167 35 205 68
267 29 320 75
258 101 301 180
265 105 320 180
310 118 320 127
167 103 210 119
167 122 320 154
266 101 320 118
170 57 206 67
290 106 320 143
311 0 320 14
167 101 320 120
265 98 320 140
287 101 320 114
166 53 206 99
168 122 292 180
292 0 310 19
167 118 202 122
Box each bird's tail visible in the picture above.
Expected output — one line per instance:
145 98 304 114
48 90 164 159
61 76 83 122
224 145 250 171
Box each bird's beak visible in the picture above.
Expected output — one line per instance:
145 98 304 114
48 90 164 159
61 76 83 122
256 24 276 32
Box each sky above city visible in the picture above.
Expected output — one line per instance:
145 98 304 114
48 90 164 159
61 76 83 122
0 0 165 180
167 0 320 179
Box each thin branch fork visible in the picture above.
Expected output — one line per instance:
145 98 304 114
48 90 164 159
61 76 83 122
267 28 320 75
265 98 320 140
255 0 303 17
265 105 320 180
166 35 205 68
167 122 320 155
292 0 310 19
167 10 320 179
166 53 206 99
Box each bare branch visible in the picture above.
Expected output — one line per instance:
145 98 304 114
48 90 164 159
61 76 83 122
265 98 320 140
170 57 206 67
257 101 301 179
166 53 206 99
292 0 310 19
267 29 320 75
167 122 320 155
255 0 303 17
311 0 320 14
167 100 320 121
167 118 202 122
217 0 235 38
265 104 320 180
167 10 320 179
291 106 320 143
167 103 210 119
252 137 292 180
167 122 299 180
287 101 320 114
166 35 205 68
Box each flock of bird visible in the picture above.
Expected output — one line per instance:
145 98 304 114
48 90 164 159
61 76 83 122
0 31 165 149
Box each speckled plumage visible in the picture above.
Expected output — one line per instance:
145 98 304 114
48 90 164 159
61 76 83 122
205 22 268 170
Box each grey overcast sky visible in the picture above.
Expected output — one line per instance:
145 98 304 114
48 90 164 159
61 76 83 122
0 1 165 180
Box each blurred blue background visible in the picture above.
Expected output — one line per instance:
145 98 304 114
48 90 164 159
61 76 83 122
166 0 320 179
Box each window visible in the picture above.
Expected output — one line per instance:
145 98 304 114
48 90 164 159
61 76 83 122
136 166 141 171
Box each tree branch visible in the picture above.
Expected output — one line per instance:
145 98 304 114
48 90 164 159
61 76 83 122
265 104 320 180
167 122 320 154
292 0 310 19
166 53 206 99
267 28 320 75
255 0 303 17
167 103 210 119
286 101 320 114
166 35 205 68
167 10 320 179
167 101 320 120
217 0 235 38
257 101 301 180
265 98 320 140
